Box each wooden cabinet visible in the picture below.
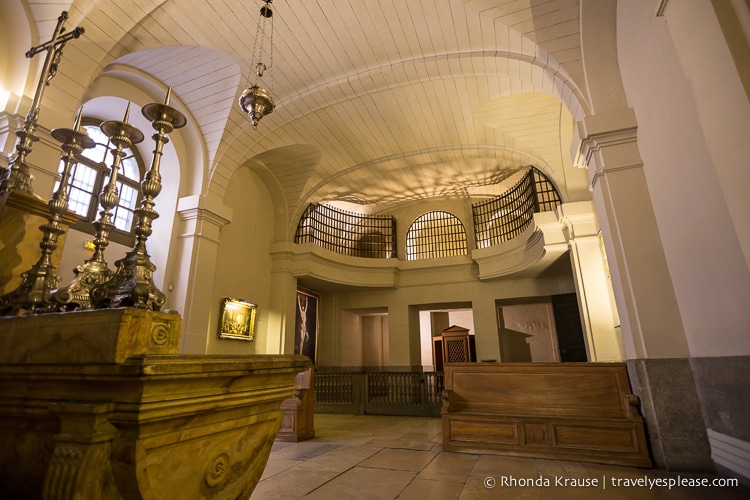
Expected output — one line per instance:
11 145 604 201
432 325 476 371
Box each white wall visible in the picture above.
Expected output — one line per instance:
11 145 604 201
449 309 474 334
617 1 750 357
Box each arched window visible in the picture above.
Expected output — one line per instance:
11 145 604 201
58 121 145 245
406 211 468 260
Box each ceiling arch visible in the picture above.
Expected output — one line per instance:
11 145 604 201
13 0 595 233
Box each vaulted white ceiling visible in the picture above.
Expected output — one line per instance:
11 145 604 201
17 0 592 228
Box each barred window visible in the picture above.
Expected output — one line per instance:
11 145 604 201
406 211 468 260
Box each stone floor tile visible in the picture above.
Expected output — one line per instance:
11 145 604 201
366 438 437 451
269 441 340 462
259 457 301 480
253 414 749 500
470 453 539 478
358 448 439 472
250 467 339 499
417 451 479 482
295 444 381 472
398 478 464 499
400 431 438 442
459 474 542 499
302 467 415 499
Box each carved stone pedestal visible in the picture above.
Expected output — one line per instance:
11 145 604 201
0 308 310 499
276 368 315 442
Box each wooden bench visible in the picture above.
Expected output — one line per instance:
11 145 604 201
441 362 652 467
276 368 315 442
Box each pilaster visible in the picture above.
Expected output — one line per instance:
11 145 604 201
43 402 119 499
559 202 623 361
174 195 232 354
579 119 689 360
266 268 298 355
578 114 710 471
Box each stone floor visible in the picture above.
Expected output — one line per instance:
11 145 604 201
251 414 748 499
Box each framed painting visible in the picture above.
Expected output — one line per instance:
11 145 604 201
218 297 257 341
295 289 318 363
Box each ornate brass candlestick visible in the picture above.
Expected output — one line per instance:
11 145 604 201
91 88 186 310
0 11 84 197
53 105 144 310
0 110 94 315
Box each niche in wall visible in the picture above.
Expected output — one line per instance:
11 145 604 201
496 295 586 362
339 308 389 370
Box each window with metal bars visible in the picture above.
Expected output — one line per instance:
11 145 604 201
294 203 397 258
472 167 561 249
405 211 468 260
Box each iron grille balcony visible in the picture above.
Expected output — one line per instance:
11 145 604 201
472 167 561 249
294 203 397 258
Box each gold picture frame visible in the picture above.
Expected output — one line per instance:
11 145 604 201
218 298 257 341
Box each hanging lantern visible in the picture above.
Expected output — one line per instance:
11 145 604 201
238 0 275 128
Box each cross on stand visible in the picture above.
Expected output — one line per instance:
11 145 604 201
0 11 84 198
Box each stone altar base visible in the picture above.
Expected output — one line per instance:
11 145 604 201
0 308 310 499
0 189 79 295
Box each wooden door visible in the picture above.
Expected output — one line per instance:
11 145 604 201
551 294 587 362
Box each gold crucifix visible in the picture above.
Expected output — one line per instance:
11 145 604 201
0 11 84 197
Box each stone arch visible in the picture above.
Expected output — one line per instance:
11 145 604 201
579 0 631 120
84 65 203 199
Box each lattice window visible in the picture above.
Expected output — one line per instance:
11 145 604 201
445 338 468 363
294 203 397 258
406 211 468 260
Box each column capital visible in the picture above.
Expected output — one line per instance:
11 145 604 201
176 195 232 226
575 110 643 190
557 201 600 240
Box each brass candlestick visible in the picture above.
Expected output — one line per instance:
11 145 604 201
91 88 186 310
0 110 94 315
0 11 84 197
53 104 144 310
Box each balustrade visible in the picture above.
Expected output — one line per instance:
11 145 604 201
314 371 444 417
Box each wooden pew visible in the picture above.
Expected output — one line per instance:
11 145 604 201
441 362 652 467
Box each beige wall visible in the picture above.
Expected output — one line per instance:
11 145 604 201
499 303 559 362
316 271 575 370
207 166 275 354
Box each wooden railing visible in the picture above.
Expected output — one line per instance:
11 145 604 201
314 371 444 417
